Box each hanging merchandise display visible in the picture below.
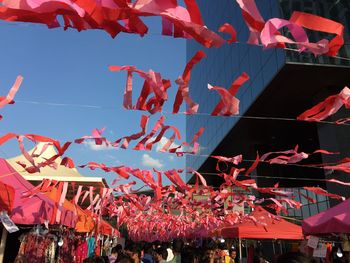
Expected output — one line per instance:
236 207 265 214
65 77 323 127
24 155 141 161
15 228 57 263
87 235 96 258
0 212 19 233
13 226 101 263
75 236 88 263
57 230 75 263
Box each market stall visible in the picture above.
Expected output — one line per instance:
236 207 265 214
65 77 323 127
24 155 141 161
302 198 350 235
219 207 303 240
217 206 303 262
0 158 76 227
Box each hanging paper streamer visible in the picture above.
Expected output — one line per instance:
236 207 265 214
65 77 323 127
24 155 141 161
211 72 249 116
208 84 240 116
218 23 237 44
109 66 171 114
0 0 225 48
260 145 309 164
0 76 23 109
289 11 344 57
260 17 329 56
236 0 265 45
304 187 345 200
297 87 350 122
0 76 23 120
112 115 150 149
321 158 350 173
236 0 344 56
211 154 242 172
173 50 206 114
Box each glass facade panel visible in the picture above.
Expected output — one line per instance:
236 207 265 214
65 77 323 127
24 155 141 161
186 0 285 173
309 204 319 216
318 201 328 213
281 188 330 220
301 206 310 218
279 0 350 66
186 0 350 176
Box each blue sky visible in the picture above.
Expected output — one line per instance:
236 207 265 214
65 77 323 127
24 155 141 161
0 18 188 187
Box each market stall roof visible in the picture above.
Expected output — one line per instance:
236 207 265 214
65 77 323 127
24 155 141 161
7 142 84 178
0 158 76 227
45 188 95 233
98 219 120 236
302 198 350 235
219 206 303 240
7 143 108 202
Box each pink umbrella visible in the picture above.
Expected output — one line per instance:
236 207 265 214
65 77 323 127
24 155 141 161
303 198 350 235
0 158 76 227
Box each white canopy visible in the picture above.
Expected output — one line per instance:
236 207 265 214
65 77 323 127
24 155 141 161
7 142 108 187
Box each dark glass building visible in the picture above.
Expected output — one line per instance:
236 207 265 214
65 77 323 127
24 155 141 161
186 0 350 219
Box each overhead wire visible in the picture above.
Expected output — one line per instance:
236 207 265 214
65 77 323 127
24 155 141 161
14 99 350 127
198 171 339 183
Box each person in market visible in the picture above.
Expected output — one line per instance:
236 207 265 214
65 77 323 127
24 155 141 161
163 242 174 262
109 246 119 263
202 248 215 263
154 247 168 263
142 243 155 263
115 244 125 262
181 245 199 263
131 246 144 263
169 239 183 263
215 255 226 263
227 248 237 263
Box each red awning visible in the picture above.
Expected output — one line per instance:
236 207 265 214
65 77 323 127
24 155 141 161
0 159 76 227
84 209 120 236
219 206 303 240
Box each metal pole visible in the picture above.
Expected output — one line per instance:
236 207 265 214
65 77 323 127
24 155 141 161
279 241 283 254
239 238 242 263
100 235 104 256
272 241 276 255
0 228 8 263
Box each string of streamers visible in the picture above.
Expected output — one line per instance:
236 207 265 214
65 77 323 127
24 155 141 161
0 0 344 57
298 87 350 123
112 49 350 121
13 98 350 127
22 155 346 242
2 130 349 241
4 120 350 177
22 170 298 241
110 51 249 116
0 0 224 48
0 114 204 174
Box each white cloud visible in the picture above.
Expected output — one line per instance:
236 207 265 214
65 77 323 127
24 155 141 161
105 155 122 164
84 140 115 151
142 154 163 169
